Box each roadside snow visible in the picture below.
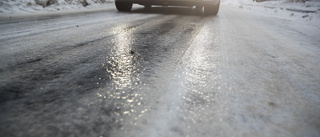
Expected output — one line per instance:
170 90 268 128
1 0 320 21
223 0 320 12
0 0 113 14
222 0 320 29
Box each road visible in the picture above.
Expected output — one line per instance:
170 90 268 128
0 4 319 137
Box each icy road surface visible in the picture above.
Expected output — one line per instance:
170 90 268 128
0 5 319 137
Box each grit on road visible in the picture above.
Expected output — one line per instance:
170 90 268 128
0 5 319 137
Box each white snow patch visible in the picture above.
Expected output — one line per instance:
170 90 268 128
222 0 320 32
0 0 114 15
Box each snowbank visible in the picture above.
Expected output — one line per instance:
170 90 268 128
0 0 113 14
223 0 320 13
222 0 320 26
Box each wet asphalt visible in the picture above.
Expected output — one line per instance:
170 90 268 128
0 5 320 137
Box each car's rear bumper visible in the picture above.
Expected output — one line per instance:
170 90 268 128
115 0 220 6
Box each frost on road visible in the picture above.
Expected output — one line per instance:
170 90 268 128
0 4 320 137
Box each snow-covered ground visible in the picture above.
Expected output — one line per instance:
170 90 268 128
1 0 320 16
0 0 113 14
223 0 320 25
218 0 320 42
1 0 320 22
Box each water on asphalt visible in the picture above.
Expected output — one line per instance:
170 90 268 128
0 5 319 137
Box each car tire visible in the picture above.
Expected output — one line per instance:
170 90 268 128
115 2 133 11
204 1 220 15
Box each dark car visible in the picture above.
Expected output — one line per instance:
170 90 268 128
115 0 220 15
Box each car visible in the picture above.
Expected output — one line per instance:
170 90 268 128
115 0 220 15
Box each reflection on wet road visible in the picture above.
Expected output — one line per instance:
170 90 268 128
1 5 320 137
107 24 137 90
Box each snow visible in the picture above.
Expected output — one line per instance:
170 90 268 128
0 0 114 14
1 0 320 22
223 0 320 18
222 0 320 31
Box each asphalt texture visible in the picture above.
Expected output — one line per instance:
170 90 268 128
0 5 319 137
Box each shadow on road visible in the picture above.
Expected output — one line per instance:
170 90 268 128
120 6 210 16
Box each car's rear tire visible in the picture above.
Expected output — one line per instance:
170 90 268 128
115 2 133 11
204 1 220 15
